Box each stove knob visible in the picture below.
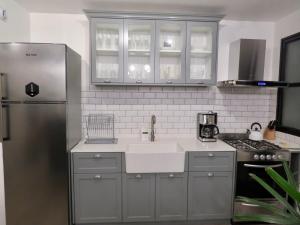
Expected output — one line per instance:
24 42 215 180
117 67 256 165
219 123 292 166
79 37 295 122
272 155 277 160
266 155 272 160
253 154 259 160
260 155 266 160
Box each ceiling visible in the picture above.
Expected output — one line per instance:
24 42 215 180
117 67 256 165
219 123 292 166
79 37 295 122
13 0 300 21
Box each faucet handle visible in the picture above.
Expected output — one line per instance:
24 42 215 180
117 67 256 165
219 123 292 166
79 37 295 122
151 115 156 124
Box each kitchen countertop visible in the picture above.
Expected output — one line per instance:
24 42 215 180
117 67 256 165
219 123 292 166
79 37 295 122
267 139 300 153
71 137 236 153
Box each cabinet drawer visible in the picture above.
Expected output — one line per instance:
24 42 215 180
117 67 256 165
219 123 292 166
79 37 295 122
73 153 122 173
189 152 234 171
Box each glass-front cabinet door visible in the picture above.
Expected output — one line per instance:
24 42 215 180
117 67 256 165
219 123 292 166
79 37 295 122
155 21 186 84
124 20 155 84
186 22 217 85
91 18 124 83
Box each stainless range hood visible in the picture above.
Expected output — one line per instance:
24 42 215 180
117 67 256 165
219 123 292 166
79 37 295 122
218 39 288 87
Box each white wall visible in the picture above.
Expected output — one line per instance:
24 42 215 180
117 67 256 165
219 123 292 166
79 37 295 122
218 20 274 81
30 13 89 89
0 0 30 42
272 9 300 80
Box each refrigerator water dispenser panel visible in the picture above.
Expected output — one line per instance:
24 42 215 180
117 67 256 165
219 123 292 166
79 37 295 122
25 82 39 97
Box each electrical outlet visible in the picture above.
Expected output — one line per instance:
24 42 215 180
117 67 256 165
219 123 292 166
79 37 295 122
0 8 6 21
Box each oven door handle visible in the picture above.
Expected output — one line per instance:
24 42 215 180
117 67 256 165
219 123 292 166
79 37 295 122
243 163 283 169
241 202 259 207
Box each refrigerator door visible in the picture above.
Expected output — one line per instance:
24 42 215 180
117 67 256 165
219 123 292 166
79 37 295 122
0 43 66 102
1 103 69 225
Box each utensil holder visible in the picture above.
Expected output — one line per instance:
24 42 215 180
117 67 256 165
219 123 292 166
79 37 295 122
263 128 276 140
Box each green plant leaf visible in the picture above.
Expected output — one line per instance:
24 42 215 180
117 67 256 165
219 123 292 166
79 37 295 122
282 161 298 188
236 196 290 218
282 161 300 210
235 214 300 225
249 173 300 218
265 167 300 204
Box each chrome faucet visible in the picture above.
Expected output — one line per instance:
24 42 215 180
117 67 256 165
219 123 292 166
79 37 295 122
150 115 156 142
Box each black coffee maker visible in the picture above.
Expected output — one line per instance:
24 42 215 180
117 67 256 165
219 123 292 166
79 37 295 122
197 111 219 142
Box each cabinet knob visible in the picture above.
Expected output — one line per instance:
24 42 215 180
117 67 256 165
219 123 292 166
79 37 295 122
94 175 102 179
136 80 142 84
135 174 142 179
94 154 102 159
103 80 111 83
208 153 214 157
208 172 214 177
168 174 175 178
166 80 172 84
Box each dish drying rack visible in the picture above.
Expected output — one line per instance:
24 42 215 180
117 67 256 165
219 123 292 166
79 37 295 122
85 114 118 144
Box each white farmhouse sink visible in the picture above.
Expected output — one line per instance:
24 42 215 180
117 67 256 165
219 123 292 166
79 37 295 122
125 143 185 173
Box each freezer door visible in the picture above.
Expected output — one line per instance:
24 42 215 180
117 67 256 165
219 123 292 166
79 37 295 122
2 103 69 225
0 43 66 101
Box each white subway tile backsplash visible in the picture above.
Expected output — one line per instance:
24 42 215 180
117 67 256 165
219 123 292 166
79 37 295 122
82 86 277 136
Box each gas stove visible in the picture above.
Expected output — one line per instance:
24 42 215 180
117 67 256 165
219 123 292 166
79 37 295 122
219 134 290 162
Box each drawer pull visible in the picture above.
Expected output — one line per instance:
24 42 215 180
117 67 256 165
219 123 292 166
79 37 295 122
208 172 214 177
135 174 142 179
169 174 175 178
208 153 215 157
94 154 102 159
94 175 102 179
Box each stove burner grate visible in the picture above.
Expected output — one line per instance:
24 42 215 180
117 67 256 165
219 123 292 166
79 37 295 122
222 139 281 152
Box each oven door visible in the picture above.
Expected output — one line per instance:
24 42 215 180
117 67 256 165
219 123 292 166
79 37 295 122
234 161 287 222
236 161 287 199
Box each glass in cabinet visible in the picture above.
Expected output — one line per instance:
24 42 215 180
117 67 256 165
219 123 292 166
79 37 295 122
91 18 124 83
155 21 186 84
124 20 155 84
186 22 217 84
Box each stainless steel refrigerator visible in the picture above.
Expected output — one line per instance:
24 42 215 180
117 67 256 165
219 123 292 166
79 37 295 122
0 43 81 225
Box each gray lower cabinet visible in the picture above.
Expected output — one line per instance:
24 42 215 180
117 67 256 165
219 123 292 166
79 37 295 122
74 173 122 224
73 152 122 173
122 173 156 222
189 152 234 172
188 171 233 220
156 173 188 221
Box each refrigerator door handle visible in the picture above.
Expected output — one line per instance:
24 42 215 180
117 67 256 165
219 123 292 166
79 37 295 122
0 73 8 100
0 104 10 141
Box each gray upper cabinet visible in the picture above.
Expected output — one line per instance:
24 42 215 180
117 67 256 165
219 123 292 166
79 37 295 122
156 173 188 221
188 171 233 220
87 12 221 86
155 20 186 84
186 22 218 85
124 19 156 84
74 173 122 224
91 18 124 83
122 173 156 222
